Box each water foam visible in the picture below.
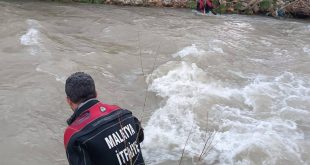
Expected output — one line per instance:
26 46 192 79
36 67 66 83
35 59 79 83
20 28 39 46
172 44 205 58
260 40 272 47
143 62 215 164
209 39 225 54
20 19 42 56
143 62 309 164
303 46 310 55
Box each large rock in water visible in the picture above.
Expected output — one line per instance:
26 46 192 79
285 0 310 17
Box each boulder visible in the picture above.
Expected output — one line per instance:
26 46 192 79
253 4 259 13
285 0 310 17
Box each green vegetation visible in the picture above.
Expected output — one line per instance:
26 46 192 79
51 0 104 3
80 0 104 3
259 0 272 11
214 4 227 14
235 1 242 11
187 0 196 9
245 8 254 14
211 0 220 7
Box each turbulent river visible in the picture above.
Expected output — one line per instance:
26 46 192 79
0 1 310 165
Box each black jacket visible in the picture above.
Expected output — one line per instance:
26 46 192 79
64 99 145 165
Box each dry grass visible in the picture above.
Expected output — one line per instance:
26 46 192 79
179 112 217 164
131 31 161 165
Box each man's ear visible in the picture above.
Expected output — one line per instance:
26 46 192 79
66 97 75 110
66 97 71 105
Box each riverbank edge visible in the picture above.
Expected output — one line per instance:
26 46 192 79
49 0 309 18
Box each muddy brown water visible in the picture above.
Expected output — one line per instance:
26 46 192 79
0 1 310 165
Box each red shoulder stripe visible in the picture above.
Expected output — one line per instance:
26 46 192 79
64 102 120 148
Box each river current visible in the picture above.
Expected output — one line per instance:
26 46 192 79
0 1 309 165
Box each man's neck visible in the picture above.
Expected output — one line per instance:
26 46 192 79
67 98 99 125
76 98 98 110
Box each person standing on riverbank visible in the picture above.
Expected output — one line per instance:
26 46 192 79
196 0 217 15
64 72 145 165
205 0 216 14
196 0 205 13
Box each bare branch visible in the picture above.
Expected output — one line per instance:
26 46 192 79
179 124 195 165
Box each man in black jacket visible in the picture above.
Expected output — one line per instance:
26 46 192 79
64 72 145 165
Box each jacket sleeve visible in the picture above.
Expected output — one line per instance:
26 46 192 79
66 143 92 165
134 117 144 143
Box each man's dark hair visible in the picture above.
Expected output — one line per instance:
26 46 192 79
65 72 96 103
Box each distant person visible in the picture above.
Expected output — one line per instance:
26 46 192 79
196 0 217 15
64 72 145 165
205 0 213 13
196 0 205 13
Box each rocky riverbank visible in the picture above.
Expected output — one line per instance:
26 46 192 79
52 0 309 18
210 0 310 18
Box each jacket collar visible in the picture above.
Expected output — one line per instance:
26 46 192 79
66 98 99 125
